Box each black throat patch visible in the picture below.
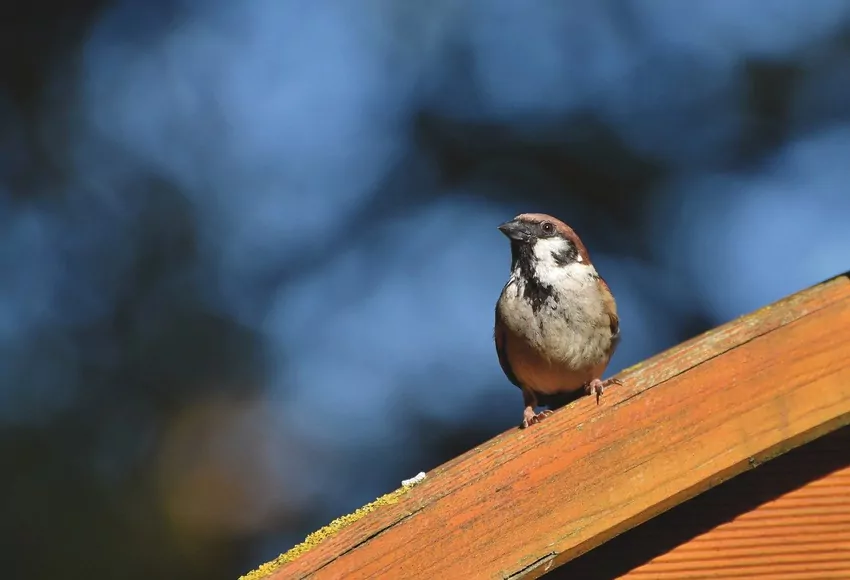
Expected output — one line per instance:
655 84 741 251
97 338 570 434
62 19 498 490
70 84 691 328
510 241 557 314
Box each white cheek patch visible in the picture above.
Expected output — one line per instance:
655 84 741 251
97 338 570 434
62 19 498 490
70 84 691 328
532 237 567 264
531 237 595 287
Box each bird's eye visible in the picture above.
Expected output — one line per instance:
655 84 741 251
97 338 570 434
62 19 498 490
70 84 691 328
542 222 554 234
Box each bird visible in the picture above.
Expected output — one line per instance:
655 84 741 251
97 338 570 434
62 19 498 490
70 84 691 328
494 213 621 429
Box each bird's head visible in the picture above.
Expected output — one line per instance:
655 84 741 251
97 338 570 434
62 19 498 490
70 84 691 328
498 213 591 273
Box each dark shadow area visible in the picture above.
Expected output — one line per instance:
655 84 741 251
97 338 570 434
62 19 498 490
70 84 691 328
545 424 850 579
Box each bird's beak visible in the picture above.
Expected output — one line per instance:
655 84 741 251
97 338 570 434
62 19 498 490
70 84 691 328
498 219 531 242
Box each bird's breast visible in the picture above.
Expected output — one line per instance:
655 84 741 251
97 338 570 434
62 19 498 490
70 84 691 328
497 276 613 393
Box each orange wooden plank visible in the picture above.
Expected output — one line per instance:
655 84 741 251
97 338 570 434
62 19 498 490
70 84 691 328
551 423 850 579
622 443 850 578
241 272 850 580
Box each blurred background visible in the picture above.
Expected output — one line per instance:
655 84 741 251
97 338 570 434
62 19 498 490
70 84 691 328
2 1 849 579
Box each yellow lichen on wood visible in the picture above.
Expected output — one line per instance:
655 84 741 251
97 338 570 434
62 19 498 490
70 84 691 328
238 485 413 580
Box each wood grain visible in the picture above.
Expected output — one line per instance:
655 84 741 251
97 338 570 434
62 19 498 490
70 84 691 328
548 423 850 579
623 443 850 579
260 272 850 580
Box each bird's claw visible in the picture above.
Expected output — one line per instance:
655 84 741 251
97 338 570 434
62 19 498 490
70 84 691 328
521 409 553 429
585 377 622 405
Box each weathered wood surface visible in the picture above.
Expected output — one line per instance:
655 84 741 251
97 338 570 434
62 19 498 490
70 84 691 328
256 271 850 580
621 425 850 579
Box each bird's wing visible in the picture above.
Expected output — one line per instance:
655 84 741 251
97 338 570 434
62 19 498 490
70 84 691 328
607 309 621 357
597 275 621 357
494 307 522 389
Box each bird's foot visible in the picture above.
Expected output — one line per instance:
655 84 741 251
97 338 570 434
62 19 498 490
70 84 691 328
584 377 622 405
521 407 553 429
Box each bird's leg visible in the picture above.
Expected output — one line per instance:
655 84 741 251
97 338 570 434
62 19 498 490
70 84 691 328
521 389 552 429
584 377 622 405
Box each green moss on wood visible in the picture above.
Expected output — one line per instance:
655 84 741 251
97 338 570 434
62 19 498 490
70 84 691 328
238 485 414 580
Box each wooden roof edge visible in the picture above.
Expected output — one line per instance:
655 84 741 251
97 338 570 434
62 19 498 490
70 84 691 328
242 270 850 580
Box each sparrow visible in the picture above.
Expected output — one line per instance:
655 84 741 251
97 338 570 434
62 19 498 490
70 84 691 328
494 213 621 429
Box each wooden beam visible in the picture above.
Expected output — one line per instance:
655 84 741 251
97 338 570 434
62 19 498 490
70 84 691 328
556 423 850 578
243 271 850 580
619 426 850 579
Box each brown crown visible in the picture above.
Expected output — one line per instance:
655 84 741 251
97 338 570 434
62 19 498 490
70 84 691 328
513 213 591 263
